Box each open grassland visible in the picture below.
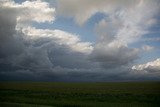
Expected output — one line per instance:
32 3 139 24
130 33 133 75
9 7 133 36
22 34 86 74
0 82 160 107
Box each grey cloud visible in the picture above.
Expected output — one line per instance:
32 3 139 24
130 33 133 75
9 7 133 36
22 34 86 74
57 0 139 25
0 7 25 62
0 1 98 81
90 44 139 68
0 0 159 82
0 66 129 82
57 1 140 65
1 65 158 82
57 0 159 70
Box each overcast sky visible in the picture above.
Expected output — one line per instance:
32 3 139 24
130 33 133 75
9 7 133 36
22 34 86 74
0 0 160 81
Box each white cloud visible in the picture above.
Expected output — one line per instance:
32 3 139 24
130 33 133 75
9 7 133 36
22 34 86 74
21 27 93 54
0 0 94 73
0 0 93 55
132 58 160 72
1 0 55 24
57 0 160 45
57 0 140 26
0 0 159 81
57 0 160 68
146 18 158 26
96 0 159 45
142 45 154 52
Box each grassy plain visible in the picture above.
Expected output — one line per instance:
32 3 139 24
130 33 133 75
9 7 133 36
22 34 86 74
0 82 160 107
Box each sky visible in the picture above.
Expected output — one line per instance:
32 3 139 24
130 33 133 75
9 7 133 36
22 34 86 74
0 0 160 82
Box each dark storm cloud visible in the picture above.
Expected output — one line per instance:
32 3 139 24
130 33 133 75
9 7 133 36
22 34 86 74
0 1 98 81
0 6 53 71
48 47 95 69
0 0 159 82
90 44 139 68
0 7 25 63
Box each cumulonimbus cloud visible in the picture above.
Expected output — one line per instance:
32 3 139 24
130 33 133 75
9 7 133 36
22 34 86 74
0 0 159 81
0 0 94 80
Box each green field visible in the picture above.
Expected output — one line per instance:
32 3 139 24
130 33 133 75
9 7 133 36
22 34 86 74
0 82 160 107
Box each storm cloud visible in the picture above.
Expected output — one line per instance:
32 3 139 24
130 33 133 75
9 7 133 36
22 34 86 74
0 0 160 81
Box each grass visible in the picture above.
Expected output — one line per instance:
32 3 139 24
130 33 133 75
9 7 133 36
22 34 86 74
0 82 160 107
